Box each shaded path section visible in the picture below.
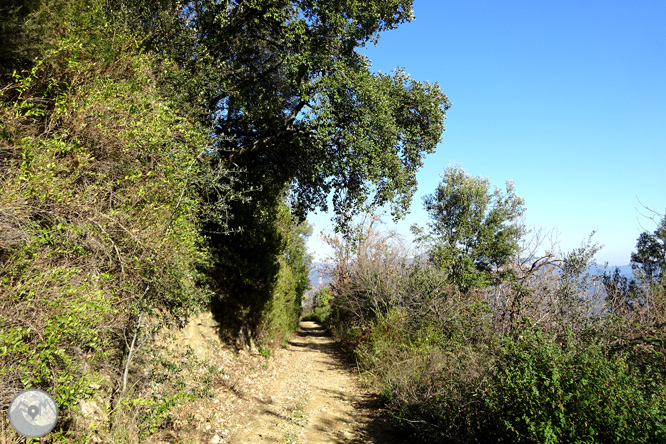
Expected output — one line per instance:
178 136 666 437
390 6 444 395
229 321 407 444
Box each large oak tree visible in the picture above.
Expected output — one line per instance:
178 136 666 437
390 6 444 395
110 0 450 225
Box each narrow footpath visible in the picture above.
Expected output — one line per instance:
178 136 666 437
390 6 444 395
227 321 405 444
157 320 410 444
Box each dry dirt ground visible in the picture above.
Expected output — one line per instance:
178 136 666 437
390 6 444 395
158 319 410 444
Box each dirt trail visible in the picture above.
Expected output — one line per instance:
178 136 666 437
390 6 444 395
227 321 406 444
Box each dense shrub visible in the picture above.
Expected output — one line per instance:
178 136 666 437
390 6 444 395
324 220 666 443
208 190 312 347
486 326 666 443
354 308 495 443
256 204 313 346
0 0 225 439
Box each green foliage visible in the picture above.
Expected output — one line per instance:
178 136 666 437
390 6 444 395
355 308 495 441
258 255 306 346
208 189 312 347
600 213 666 321
0 271 112 408
6 2 442 437
107 341 220 441
551 233 604 331
343 259 495 442
257 206 313 346
631 214 666 288
0 0 228 439
99 0 448 364
602 267 644 314
115 0 450 351
0 0 42 72
414 163 526 292
123 392 192 438
486 326 666 443
305 287 332 324
111 0 449 228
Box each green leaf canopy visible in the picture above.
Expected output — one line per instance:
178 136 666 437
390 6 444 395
111 0 450 225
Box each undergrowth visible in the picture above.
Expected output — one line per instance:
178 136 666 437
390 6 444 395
324 218 666 443
0 0 220 440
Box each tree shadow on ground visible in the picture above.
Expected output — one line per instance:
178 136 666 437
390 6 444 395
289 321 415 444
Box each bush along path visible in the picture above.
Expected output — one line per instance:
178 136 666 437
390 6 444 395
223 321 407 444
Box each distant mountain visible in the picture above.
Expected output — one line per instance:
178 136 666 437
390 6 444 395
306 262 637 296
587 264 634 278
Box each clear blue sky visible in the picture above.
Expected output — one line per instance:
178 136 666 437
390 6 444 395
307 0 666 267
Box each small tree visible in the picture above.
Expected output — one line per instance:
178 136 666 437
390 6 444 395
414 164 526 292
627 211 666 321
631 213 666 288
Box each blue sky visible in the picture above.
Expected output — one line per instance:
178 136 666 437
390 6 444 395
306 0 666 267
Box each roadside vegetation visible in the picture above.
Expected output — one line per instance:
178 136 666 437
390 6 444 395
1 0 448 441
0 1 237 440
322 165 666 443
